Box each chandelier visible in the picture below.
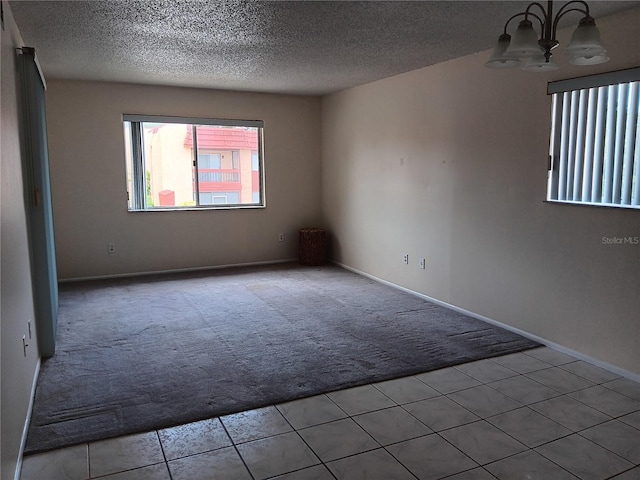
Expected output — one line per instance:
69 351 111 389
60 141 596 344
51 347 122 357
485 0 609 72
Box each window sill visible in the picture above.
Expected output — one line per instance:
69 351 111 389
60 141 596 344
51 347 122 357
128 205 266 212
544 199 640 211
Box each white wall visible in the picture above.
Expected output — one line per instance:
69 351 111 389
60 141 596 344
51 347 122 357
322 8 640 375
1 2 41 478
45 81 322 279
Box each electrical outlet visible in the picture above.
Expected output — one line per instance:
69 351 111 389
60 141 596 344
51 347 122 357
419 258 426 269
108 243 116 254
403 254 409 265
278 233 285 242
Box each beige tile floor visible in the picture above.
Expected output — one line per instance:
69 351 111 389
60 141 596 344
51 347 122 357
20 347 640 480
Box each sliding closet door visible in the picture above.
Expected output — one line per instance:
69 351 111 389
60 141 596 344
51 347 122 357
18 47 58 357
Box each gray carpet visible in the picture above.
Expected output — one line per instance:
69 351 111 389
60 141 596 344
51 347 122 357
25 263 539 454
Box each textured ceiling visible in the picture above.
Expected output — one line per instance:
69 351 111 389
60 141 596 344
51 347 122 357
9 0 640 95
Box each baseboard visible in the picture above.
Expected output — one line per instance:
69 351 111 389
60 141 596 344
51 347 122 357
59 258 299 283
334 261 640 384
15 357 41 480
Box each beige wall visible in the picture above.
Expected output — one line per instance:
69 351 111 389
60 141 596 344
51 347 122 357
45 81 322 279
322 8 640 375
1 2 41 479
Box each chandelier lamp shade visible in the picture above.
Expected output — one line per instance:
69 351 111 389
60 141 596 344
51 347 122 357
485 0 609 71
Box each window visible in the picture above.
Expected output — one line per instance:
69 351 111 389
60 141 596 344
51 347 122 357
547 68 640 209
123 115 264 210
198 153 221 170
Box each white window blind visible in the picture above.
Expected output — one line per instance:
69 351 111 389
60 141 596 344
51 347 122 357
547 68 640 209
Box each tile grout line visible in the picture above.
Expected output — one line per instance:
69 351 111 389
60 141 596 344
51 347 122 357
154 430 173 480
217 417 257 480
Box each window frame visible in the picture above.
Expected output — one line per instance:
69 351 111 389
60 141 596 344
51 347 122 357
546 67 640 210
123 114 265 212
